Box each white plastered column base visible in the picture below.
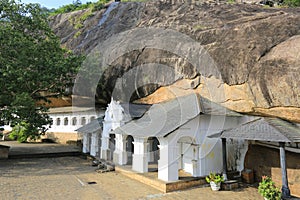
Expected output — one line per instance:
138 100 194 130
132 137 148 173
158 139 179 182
82 133 90 154
113 150 128 165
90 132 99 157
113 134 128 165
132 154 148 173
100 149 111 160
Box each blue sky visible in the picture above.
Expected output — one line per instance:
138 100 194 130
21 0 98 9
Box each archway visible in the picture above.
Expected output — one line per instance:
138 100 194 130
147 137 160 172
177 136 197 178
126 135 134 164
147 137 160 163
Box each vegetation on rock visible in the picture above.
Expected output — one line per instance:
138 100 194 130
50 0 111 15
283 0 300 6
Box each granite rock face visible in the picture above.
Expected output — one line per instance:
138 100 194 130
50 1 300 122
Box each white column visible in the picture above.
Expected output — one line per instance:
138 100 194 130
179 142 183 169
82 133 90 153
132 137 148 173
100 122 110 160
192 144 200 177
158 138 179 182
279 142 291 198
113 134 128 165
100 136 110 160
90 132 99 157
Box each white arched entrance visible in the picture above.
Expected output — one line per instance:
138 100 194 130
177 136 198 176
147 137 160 164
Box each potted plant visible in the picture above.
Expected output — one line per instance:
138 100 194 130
258 176 281 200
205 172 224 191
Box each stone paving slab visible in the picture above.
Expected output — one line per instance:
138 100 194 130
0 141 298 199
0 156 268 200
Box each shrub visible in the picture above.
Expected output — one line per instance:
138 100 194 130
258 176 281 200
9 122 40 143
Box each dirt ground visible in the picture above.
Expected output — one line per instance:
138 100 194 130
0 156 264 200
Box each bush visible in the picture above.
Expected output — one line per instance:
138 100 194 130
258 176 281 200
9 122 40 143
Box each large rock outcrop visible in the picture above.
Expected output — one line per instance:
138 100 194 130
50 1 300 122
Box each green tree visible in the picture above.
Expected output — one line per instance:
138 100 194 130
0 0 83 141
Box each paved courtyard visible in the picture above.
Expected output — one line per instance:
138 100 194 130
0 156 264 200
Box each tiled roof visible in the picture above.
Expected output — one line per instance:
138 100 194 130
209 117 300 143
48 106 98 114
114 94 202 138
76 118 104 133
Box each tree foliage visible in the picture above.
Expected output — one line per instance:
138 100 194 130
0 0 83 140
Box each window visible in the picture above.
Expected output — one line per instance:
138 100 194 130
81 117 86 125
56 118 61 126
72 117 77 126
90 116 95 122
64 117 69 126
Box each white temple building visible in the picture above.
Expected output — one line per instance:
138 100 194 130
78 94 253 182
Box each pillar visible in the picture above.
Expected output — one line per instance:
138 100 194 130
279 142 291 198
132 137 148 173
191 144 200 177
178 142 183 169
82 133 90 153
222 138 228 181
90 132 99 157
158 139 178 182
100 121 111 160
100 136 110 160
113 134 128 165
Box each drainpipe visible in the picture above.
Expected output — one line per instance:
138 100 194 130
279 142 291 198
222 138 228 181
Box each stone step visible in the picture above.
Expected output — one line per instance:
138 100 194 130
115 165 206 193
222 180 240 191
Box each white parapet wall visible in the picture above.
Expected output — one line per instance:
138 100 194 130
45 106 104 144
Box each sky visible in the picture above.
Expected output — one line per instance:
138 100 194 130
21 0 98 9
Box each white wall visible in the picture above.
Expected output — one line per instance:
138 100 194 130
47 110 103 133
165 115 242 177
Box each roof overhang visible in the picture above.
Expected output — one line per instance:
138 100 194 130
209 117 300 143
114 94 202 138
